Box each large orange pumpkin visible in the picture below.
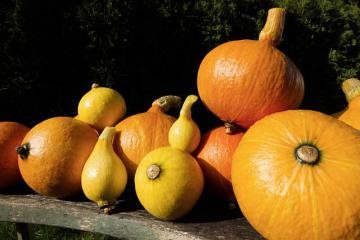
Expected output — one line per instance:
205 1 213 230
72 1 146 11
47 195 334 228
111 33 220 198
17 117 98 198
114 96 181 179
0 122 29 189
197 8 304 129
232 110 360 240
195 125 244 203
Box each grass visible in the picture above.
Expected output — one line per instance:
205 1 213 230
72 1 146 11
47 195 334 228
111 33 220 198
0 222 118 240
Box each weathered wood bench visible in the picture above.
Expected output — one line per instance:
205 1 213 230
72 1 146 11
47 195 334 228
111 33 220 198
0 187 263 240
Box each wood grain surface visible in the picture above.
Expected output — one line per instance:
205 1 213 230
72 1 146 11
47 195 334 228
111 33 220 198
0 190 263 240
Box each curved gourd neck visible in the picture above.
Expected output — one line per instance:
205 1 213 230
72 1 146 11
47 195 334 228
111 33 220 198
180 95 198 119
258 8 285 46
99 127 116 145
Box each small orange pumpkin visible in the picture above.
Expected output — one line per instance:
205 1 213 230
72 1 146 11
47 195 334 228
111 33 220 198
0 122 29 189
197 8 304 129
17 117 98 198
114 96 181 179
232 110 360 240
195 125 244 203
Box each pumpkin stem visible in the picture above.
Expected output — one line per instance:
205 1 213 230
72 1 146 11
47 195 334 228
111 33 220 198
224 122 238 134
147 164 161 180
295 144 320 165
259 8 285 46
16 143 30 160
151 95 182 112
341 78 360 102
91 83 100 89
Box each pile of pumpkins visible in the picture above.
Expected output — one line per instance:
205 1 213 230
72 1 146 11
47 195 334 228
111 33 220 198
1 7 360 240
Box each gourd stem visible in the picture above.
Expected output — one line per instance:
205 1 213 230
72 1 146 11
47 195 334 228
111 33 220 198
341 78 360 102
179 95 198 119
151 95 182 112
147 164 161 180
16 143 30 160
91 83 100 89
295 144 319 165
224 122 238 134
99 127 116 145
259 8 285 46
99 202 115 215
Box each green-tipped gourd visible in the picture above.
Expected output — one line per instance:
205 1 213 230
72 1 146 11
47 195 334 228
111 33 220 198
168 95 201 152
81 126 127 214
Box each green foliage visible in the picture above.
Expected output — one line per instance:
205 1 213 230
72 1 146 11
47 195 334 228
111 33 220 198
0 0 359 127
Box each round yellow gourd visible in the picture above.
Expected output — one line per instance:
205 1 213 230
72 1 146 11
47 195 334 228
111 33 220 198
135 147 203 220
77 83 126 131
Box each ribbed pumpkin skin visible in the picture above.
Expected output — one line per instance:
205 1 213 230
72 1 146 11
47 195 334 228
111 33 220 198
232 110 360 240
195 126 244 202
18 117 98 198
197 40 304 129
0 122 29 189
114 105 176 179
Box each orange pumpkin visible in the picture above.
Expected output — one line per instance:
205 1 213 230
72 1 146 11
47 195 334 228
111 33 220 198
17 117 98 198
114 96 181 179
195 125 244 203
232 110 360 240
0 122 29 189
335 78 360 129
197 8 304 129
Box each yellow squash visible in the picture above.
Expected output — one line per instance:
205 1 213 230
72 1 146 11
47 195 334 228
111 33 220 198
232 110 360 240
135 95 204 221
77 83 126 131
336 78 360 130
168 95 200 153
81 127 127 214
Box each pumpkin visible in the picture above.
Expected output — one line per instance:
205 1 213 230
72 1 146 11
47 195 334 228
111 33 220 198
336 78 360 129
232 110 360 240
17 117 98 198
197 8 304 129
0 122 29 189
195 125 244 203
114 95 181 179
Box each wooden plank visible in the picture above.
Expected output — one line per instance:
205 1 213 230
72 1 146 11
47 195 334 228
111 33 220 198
0 193 263 240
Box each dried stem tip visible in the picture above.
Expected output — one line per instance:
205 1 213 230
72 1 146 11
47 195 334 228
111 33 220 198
296 144 319 165
259 8 286 46
146 164 161 180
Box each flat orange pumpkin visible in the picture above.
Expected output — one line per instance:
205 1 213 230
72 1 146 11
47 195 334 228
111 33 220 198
17 117 98 198
232 110 360 240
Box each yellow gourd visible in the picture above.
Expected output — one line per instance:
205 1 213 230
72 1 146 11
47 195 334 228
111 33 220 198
76 83 126 131
168 95 201 152
336 78 360 130
134 95 204 221
81 126 127 214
